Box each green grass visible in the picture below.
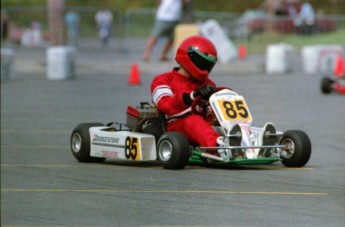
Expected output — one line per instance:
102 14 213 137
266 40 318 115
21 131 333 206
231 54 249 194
240 29 345 54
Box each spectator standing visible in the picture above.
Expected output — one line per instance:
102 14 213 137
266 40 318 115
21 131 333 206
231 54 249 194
21 20 42 47
95 9 113 46
1 11 9 43
142 0 190 62
65 10 80 46
294 1 315 34
286 0 299 18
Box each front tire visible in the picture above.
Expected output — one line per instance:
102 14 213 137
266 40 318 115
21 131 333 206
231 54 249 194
70 123 105 162
157 132 191 170
280 130 311 167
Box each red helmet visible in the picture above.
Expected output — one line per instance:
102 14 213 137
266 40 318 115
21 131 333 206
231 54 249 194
175 35 217 82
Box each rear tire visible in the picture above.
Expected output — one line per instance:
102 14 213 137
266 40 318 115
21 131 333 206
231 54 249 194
70 123 106 162
142 124 163 144
321 77 334 94
280 130 311 167
157 132 191 170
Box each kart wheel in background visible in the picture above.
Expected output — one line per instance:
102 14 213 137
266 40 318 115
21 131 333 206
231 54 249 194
142 124 163 144
321 77 334 94
70 123 106 163
279 130 311 167
157 132 191 170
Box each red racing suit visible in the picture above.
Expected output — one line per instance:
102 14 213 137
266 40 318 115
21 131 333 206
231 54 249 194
151 68 220 147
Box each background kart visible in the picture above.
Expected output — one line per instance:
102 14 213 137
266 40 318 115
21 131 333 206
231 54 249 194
70 89 311 170
321 75 345 95
321 55 345 95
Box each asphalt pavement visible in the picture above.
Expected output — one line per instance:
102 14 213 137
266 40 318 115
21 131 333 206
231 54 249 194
1 40 345 227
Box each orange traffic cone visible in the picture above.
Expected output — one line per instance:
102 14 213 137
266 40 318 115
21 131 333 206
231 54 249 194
238 44 247 60
128 63 141 85
334 55 345 77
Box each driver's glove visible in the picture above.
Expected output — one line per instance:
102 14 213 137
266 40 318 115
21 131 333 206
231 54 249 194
194 84 216 100
182 84 216 106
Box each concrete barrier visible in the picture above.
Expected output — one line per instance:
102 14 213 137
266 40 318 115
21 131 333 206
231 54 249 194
301 45 344 74
1 48 15 80
200 19 237 63
47 46 76 80
174 24 200 55
265 43 293 74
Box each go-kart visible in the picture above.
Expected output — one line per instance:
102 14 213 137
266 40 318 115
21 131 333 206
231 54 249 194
321 75 345 95
70 88 311 170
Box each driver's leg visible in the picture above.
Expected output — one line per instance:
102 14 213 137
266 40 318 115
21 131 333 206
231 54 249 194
167 115 219 147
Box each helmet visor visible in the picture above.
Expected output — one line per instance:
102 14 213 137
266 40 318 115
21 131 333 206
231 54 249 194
187 46 217 72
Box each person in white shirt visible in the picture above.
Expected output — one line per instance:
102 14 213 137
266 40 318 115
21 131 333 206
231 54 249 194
95 10 113 46
294 2 315 34
142 0 190 62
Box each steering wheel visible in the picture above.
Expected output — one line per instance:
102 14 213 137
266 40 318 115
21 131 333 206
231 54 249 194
191 87 231 125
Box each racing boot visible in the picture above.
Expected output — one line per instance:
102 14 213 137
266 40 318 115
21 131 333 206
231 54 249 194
258 122 278 157
228 124 243 157
216 136 229 160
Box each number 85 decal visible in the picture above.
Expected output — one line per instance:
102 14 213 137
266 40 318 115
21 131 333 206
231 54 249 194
218 99 252 121
125 137 140 160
